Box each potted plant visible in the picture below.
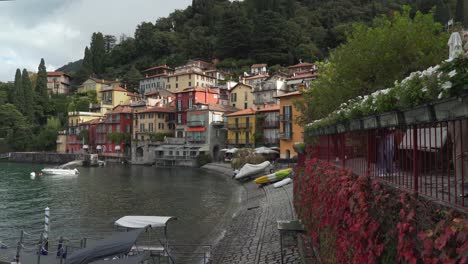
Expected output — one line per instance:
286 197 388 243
403 104 435 125
362 115 380 129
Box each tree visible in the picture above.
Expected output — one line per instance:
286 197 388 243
216 5 253 59
90 32 106 74
104 35 117 53
32 117 61 151
22 69 35 121
13 69 24 112
76 47 93 83
35 58 49 125
298 6 448 123
455 0 468 27
0 104 31 150
122 65 143 93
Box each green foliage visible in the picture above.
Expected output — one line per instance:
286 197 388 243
0 104 32 151
91 32 106 74
13 69 23 112
122 65 143 93
196 153 212 167
77 129 90 144
22 69 35 122
299 7 448 124
35 58 49 125
149 132 173 142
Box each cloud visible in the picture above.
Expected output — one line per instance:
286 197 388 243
0 0 191 82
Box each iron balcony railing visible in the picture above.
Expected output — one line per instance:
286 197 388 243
280 132 293 140
280 114 293 122
187 121 205 127
187 136 206 144
227 123 251 129
263 137 280 145
105 119 120 124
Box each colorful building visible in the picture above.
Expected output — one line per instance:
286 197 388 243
251 63 268 75
47 71 71 95
252 74 287 109
229 83 254 110
276 91 304 159
226 108 257 148
139 65 174 95
257 105 280 147
166 69 217 92
102 105 133 156
133 106 176 141
66 111 104 153
94 86 138 114
173 87 219 138
78 118 101 153
77 77 120 102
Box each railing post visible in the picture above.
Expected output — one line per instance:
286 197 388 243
367 130 371 176
412 127 419 195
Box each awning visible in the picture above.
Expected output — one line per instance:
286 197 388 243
83 145 89 149
115 145 121 151
90 253 148 264
187 127 206 132
66 229 144 264
114 216 176 229
96 145 102 150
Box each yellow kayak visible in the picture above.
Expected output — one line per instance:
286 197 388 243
255 168 293 184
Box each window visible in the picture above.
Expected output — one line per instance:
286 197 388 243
176 83 178 89
230 93 237 102
140 123 145 132
116 124 120 132
108 125 113 133
244 91 248 100
141 114 145 119
177 100 182 111
244 103 248 109
149 123 153 132
176 76 178 81
177 113 182 124
125 125 131 133
246 117 250 128
188 98 193 109
188 81 191 87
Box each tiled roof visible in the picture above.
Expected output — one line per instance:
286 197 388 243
244 74 269 80
274 91 302 98
143 65 174 72
108 105 133 114
251 64 267 68
287 72 317 80
225 108 257 117
80 118 102 125
172 86 219 94
137 106 176 114
257 105 280 112
141 73 168 80
144 89 174 97
231 83 252 90
288 62 315 69
47 71 69 77
100 86 130 93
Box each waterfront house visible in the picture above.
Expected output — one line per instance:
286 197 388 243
78 118 101 153
186 103 238 161
286 62 317 91
252 74 288 109
47 71 71 95
226 108 257 148
92 86 138 114
139 65 174 95
77 77 120 102
102 105 133 156
276 91 304 159
56 130 67 153
133 106 176 141
166 67 217 92
256 105 280 148
173 87 219 138
251 63 268 75
66 111 104 153
229 83 254 109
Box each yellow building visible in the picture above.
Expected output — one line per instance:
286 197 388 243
226 108 257 148
77 78 120 102
56 131 68 153
166 71 216 92
229 83 254 110
276 91 304 159
67 111 104 136
97 87 138 114
133 106 176 141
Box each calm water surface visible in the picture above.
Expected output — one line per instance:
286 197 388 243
0 162 240 250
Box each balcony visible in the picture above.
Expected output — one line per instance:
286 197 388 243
263 120 280 128
187 121 205 127
212 121 225 128
280 115 292 122
227 123 250 130
279 132 293 140
187 136 206 144
105 119 121 124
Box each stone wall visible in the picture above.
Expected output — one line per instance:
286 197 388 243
9 152 82 164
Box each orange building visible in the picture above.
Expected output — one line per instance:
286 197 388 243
276 91 304 159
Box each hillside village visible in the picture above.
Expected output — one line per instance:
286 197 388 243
53 59 317 166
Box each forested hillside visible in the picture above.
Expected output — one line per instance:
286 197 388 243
65 0 463 87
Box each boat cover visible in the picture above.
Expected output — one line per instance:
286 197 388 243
235 161 271 179
115 216 175 229
66 229 144 264
89 253 148 264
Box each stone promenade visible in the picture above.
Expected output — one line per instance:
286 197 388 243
208 163 300 264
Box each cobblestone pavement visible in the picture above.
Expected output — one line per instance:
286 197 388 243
212 180 300 264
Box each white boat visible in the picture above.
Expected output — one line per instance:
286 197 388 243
273 178 293 188
41 168 79 175
234 161 272 180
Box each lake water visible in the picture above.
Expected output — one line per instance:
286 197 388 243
0 162 240 253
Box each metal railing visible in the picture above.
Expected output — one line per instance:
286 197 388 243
263 120 280 128
307 118 467 210
264 137 280 145
187 121 205 127
280 132 293 140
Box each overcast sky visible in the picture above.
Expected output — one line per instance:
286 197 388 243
0 0 192 82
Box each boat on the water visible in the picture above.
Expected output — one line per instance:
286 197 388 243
41 168 79 175
254 168 293 185
234 161 272 180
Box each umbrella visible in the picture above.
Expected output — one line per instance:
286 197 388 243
226 148 238 154
448 32 463 60
255 147 279 154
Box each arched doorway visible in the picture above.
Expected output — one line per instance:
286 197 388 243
136 147 144 157
213 145 220 162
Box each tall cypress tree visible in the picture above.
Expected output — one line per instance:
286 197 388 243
13 69 24 112
35 58 49 124
76 46 93 83
90 32 106 74
22 69 34 121
455 0 467 27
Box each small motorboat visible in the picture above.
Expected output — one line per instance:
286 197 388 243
254 168 293 185
41 168 79 175
234 161 272 180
